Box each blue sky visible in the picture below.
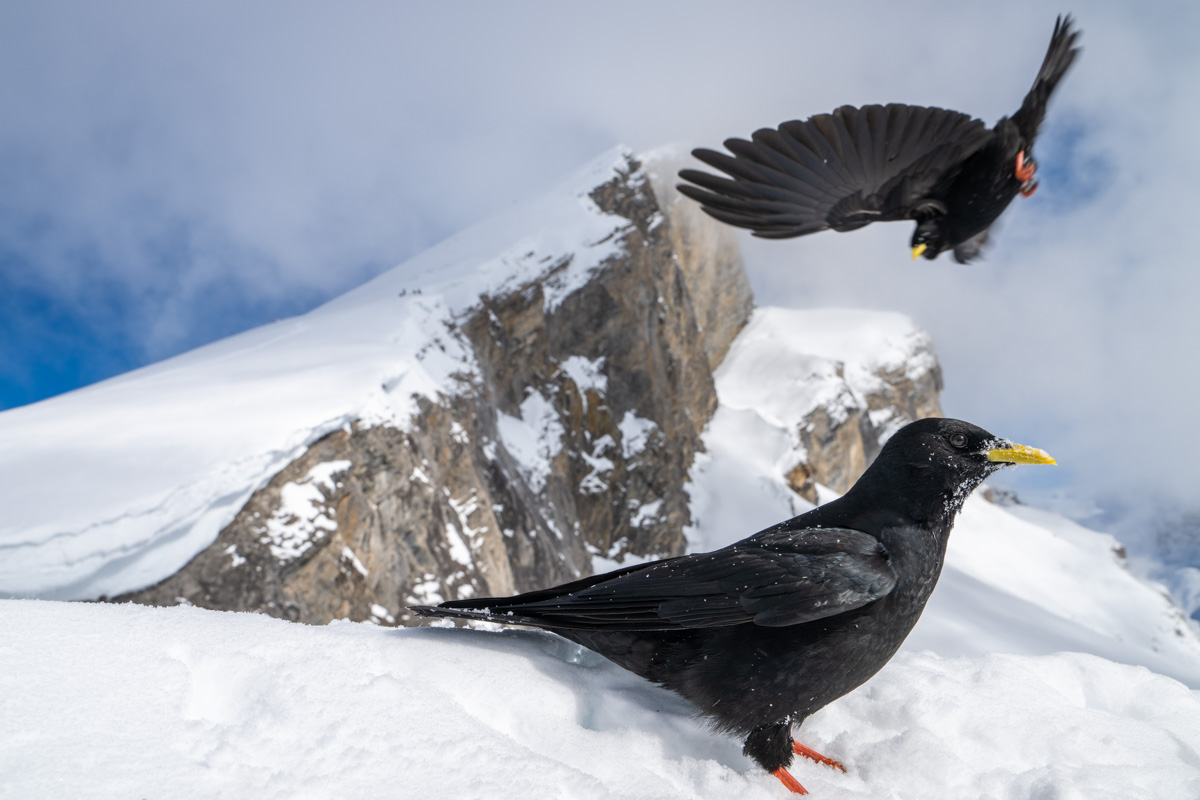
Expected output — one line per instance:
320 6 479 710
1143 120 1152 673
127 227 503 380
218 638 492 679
2 1 1199 521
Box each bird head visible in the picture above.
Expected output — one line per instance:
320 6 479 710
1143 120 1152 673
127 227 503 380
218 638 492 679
866 418 1055 523
910 220 948 261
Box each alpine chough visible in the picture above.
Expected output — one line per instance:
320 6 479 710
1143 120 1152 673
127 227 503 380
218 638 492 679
676 16 1080 263
413 417 1056 794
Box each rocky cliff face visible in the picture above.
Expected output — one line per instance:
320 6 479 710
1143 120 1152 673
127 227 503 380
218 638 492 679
787 351 943 504
119 152 941 625
120 153 755 623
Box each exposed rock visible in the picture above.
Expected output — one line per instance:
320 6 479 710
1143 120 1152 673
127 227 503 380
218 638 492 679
120 154 751 624
646 154 754 371
798 403 869 499
118 152 944 627
702 305 943 505
794 355 943 497
980 484 1022 506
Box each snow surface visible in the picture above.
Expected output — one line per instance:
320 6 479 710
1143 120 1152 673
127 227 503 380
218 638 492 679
2 598 1198 800
711 307 940 474
618 410 657 460
495 389 565 495
0 147 638 601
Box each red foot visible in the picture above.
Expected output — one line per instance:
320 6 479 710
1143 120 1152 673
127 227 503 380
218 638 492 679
772 767 809 795
793 740 847 773
1015 150 1038 197
1015 150 1036 182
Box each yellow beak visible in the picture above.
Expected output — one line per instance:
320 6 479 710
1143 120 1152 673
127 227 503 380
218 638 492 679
912 243 928 260
986 442 1057 466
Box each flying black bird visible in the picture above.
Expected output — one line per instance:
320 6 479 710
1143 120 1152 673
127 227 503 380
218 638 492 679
413 417 1056 794
676 16 1080 263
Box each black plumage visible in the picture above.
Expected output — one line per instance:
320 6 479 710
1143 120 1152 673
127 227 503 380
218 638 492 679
412 417 1056 794
676 16 1080 263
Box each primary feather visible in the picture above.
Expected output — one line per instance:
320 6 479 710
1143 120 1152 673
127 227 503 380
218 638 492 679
677 16 1081 262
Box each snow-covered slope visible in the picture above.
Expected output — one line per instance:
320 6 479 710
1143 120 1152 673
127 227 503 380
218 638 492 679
5 304 1200 799
711 307 938 446
0 149 634 601
3 599 1197 800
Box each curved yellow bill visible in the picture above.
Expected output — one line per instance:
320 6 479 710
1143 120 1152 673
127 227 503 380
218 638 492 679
987 442 1056 465
912 243 928 260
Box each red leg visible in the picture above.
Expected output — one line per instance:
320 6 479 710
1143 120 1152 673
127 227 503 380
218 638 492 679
793 740 846 773
771 767 809 795
1015 150 1039 196
1015 150 1036 182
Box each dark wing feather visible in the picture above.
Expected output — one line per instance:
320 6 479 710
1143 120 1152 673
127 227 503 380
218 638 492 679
1010 15 1081 143
413 527 896 631
677 104 991 238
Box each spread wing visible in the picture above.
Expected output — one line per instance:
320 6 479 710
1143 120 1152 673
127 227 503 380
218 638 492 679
413 527 896 631
1010 15 1081 143
677 104 992 238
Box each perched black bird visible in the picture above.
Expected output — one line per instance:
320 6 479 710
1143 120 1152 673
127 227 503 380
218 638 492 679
677 16 1080 263
413 417 1056 794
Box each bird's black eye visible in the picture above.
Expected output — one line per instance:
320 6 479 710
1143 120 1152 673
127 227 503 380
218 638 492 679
949 433 968 449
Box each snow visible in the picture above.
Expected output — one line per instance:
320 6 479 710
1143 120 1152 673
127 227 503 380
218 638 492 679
223 545 246 569
341 546 368 578
618 410 657 460
0 147 639 601
443 523 473 568
561 355 608 395
447 490 488 542
406 574 444 606
495 389 565 494
579 436 616 495
2 600 1197 800
259 460 351 562
771 308 940 386
684 306 945 550
716 307 938 445
369 603 395 624
630 498 664 529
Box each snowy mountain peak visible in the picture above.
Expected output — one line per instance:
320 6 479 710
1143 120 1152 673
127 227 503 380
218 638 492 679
0 146 644 600
0 147 760 615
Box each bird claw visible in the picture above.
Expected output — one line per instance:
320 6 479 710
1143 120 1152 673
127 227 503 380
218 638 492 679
793 740 847 773
771 768 809 795
1015 150 1038 197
